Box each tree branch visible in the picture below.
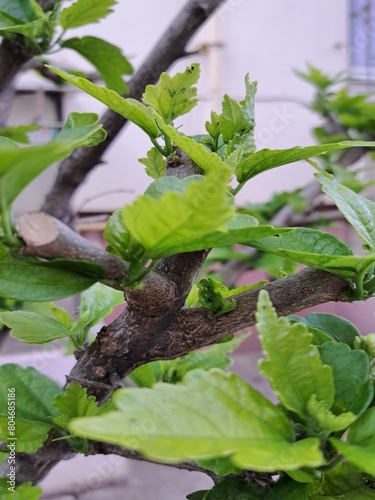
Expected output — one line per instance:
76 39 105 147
0 266 350 485
70 267 349 404
17 211 128 283
43 0 226 223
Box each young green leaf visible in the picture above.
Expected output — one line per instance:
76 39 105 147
59 0 116 29
122 167 234 258
319 342 373 416
307 395 356 434
0 364 63 453
316 170 375 251
47 66 160 138
69 370 324 471
154 118 228 173
220 75 257 159
0 479 42 500
143 64 200 123
50 304 74 330
139 147 167 178
0 310 70 344
52 383 101 429
75 282 125 331
0 244 97 301
130 334 248 386
197 277 237 316
256 290 335 419
62 36 132 94
234 140 375 190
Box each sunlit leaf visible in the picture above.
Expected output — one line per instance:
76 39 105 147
69 370 324 472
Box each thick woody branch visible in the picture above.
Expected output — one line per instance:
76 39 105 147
0 267 350 485
70 267 348 405
17 211 128 282
43 0 226 223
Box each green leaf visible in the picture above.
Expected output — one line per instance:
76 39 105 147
0 112 105 208
316 171 375 251
59 0 116 29
0 479 42 500
69 370 324 471
313 462 375 499
294 64 343 90
330 441 375 479
144 175 201 199
306 395 356 434
187 491 208 500
76 282 124 331
128 363 159 388
139 147 167 178
202 477 267 499
130 334 247 387
175 214 291 254
289 313 360 347
197 277 237 317
0 310 70 344
103 209 132 260
0 136 18 148
52 383 100 429
0 244 97 301
235 140 375 188
245 227 375 278
0 0 43 23
62 36 132 94
265 476 308 500
196 456 242 477
50 303 74 329
331 407 375 477
319 342 373 416
143 64 200 123
0 124 39 144
220 75 257 159
47 66 160 138
122 166 234 258
154 118 228 173
0 13 51 39
0 364 63 452
108 201 285 278
51 112 106 147
256 290 335 419
346 406 375 445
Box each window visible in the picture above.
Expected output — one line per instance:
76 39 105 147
349 0 375 79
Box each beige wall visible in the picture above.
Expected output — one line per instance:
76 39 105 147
13 0 348 213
